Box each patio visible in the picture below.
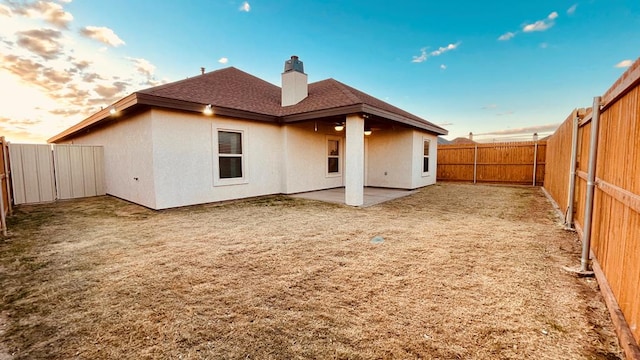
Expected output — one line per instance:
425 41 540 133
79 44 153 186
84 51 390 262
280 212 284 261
289 187 417 207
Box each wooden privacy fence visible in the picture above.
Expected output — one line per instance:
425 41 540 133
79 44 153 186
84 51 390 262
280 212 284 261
0 137 12 236
437 141 546 185
544 58 640 354
9 144 105 206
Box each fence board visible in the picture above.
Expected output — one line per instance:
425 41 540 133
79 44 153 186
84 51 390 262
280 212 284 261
543 112 575 213
0 137 10 235
9 144 56 204
437 141 546 185
544 57 640 347
53 145 106 200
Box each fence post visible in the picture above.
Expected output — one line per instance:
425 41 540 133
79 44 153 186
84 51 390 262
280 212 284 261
580 97 603 273
2 138 11 216
473 144 477 184
0 137 7 236
532 142 538 186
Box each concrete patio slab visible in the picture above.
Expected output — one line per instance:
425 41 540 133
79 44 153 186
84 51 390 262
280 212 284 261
289 187 417 207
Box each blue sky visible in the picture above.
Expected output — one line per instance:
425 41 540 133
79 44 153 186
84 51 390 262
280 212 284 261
0 0 638 142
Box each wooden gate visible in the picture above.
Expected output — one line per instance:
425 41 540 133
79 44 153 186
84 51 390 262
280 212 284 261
9 144 56 205
8 144 105 205
53 145 105 200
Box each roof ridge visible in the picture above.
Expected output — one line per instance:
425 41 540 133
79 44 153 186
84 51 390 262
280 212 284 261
326 78 363 104
139 66 238 94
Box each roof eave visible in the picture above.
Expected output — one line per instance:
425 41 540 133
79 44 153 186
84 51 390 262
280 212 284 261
48 93 279 143
48 93 139 143
362 104 448 135
281 104 448 135
136 93 277 122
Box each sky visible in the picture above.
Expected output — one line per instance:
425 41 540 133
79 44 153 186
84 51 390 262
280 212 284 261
0 0 638 143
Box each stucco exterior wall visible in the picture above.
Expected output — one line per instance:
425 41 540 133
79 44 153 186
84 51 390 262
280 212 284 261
282 122 344 194
411 130 438 188
55 108 440 208
150 110 283 209
365 128 414 189
57 113 157 208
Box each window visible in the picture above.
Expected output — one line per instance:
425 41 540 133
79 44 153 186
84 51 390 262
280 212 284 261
423 139 430 173
327 138 340 174
218 131 243 179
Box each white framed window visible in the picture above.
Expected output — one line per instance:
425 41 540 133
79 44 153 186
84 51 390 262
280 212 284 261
214 128 247 186
422 138 431 175
326 136 342 177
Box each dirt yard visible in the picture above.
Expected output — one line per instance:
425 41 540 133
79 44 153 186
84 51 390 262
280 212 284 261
0 183 623 359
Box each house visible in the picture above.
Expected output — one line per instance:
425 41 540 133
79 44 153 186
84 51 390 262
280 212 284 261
49 56 448 209
450 137 476 145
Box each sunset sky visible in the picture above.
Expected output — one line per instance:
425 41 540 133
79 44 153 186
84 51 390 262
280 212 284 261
0 0 638 143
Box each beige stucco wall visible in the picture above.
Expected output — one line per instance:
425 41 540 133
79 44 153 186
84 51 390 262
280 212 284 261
56 108 440 208
365 128 414 189
282 122 344 194
411 130 438 188
57 113 158 208
150 110 283 209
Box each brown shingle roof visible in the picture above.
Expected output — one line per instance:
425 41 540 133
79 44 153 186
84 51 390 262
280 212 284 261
49 66 447 142
139 67 283 116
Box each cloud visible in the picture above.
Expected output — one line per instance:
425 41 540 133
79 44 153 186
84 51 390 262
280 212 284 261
523 12 558 32
82 72 102 82
476 123 559 136
80 26 125 47
482 104 498 109
42 68 72 84
49 108 82 116
567 4 577 15
93 81 129 99
72 59 91 71
498 32 516 41
1 54 43 82
412 42 460 63
615 60 633 68
16 28 63 59
0 121 45 142
540 42 548 49
8 1 74 28
431 42 460 56
239 1 250 12
0 4 11 16
412 49 428 63
0 5 175 142
218 57 228 64
440 64 446 70
127 57 156 77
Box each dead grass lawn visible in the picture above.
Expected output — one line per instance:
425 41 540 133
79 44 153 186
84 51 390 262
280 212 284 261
0 183 623 359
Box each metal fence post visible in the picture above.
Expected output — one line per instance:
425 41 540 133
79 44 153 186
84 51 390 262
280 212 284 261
473 144 477 184
532 142 538 186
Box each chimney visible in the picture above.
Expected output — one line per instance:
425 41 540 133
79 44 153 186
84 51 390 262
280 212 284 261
281 55 308 106
469 132 473 141
200 67 205 75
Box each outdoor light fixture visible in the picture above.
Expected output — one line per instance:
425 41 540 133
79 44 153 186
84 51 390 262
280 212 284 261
364 128 372 136
334 123 344 131
109 106 117 115
203 104 213 116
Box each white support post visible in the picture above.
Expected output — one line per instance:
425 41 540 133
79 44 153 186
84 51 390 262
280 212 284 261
345 114 364 206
